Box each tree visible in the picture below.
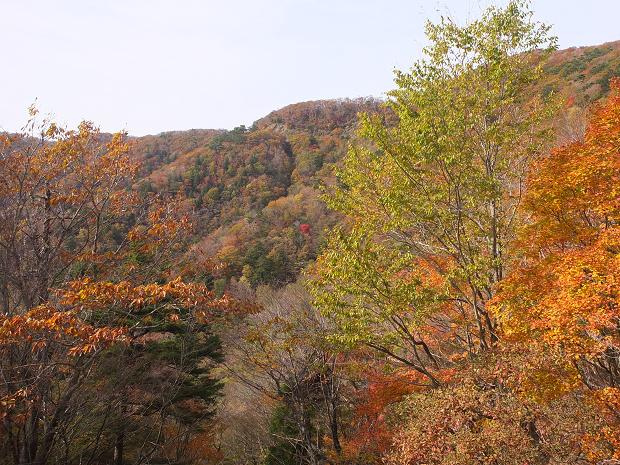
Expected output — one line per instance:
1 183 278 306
311 0 557 385
493 79 620 462
0 113 236 465
223 283 345 465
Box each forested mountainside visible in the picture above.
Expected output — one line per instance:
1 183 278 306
129 40 620 290
131 98 386 288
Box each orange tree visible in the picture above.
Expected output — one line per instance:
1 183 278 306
492 79 620 461
0 112 236 465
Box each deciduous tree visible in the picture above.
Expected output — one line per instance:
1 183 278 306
312 0 557 385
493 78 620 462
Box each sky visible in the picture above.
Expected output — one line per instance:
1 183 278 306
1 0 620 136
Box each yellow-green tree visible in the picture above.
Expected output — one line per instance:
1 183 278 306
312 0 557 386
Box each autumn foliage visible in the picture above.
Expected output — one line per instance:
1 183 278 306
0 113 237 465
4 3 620 464
310 3 620 464
374 77 620 465
492 79 620 462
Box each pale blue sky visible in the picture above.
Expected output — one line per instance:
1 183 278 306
1 0 619 135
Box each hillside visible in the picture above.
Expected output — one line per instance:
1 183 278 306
542 40 620 104
128 41 620 290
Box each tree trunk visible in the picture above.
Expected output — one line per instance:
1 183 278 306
113 429 124 465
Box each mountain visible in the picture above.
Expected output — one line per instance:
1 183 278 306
128 41 620 290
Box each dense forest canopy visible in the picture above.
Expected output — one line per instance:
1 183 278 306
2 1 620 464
